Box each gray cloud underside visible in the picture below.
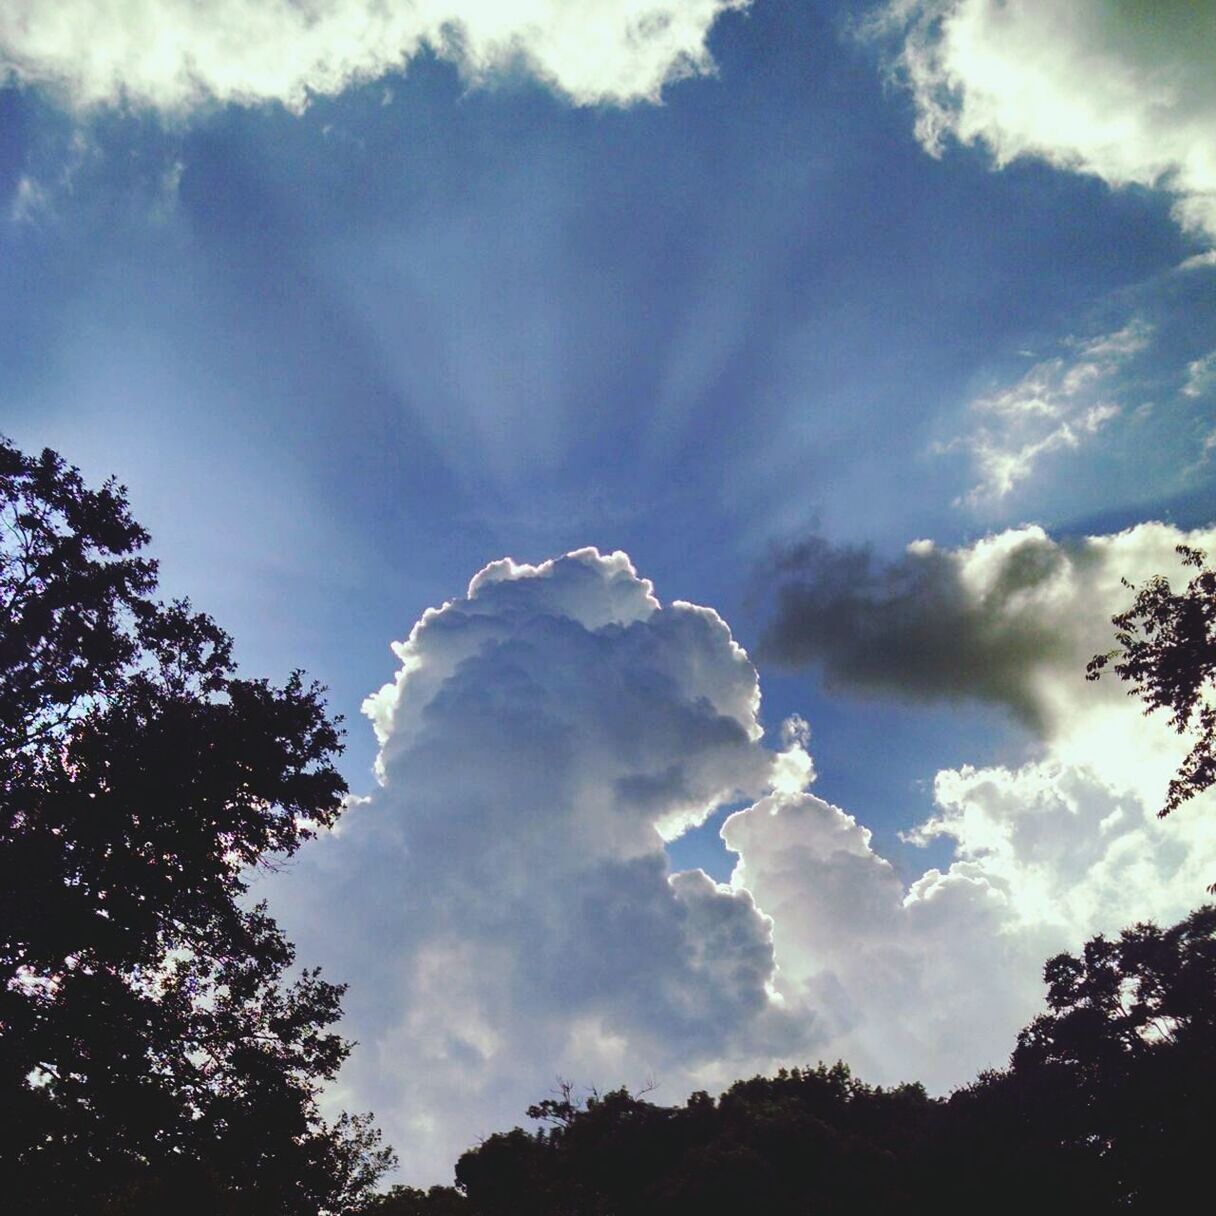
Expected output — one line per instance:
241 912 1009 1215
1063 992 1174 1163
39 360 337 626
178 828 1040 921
760 530 1078 729
761 523 1216 734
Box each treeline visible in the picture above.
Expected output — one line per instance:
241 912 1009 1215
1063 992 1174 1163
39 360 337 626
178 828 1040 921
366 905 1216 1216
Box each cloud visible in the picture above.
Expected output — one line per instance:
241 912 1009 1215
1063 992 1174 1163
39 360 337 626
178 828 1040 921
762 522 1216 736
273 549 811 1180
270 535 1216 1183
736 523 1216 1092
724 752 1216 1093
1183 351 1216 401
943 323 1147 506
874 0 1216 241
0 0 747 113
8 175 49 224
1178 250 1216 273
6 129 95 225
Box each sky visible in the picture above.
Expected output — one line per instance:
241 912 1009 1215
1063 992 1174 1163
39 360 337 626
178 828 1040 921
2 0 1215 1185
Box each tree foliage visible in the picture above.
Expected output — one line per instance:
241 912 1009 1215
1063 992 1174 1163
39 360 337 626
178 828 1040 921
1088 544 1216 819
941 904 1216 1214
0 438 392 1213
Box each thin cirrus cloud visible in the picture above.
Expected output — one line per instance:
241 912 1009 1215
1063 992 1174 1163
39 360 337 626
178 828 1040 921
1184 351 1216 401
0 0 747 112
944 323 1149 506
874 0 1216 241
270 539 1216 1183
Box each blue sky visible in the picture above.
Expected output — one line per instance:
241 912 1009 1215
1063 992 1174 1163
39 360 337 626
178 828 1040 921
3 0 1215 1184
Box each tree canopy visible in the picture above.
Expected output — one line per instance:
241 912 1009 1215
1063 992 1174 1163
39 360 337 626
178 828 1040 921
0 438 392 1214
1088 544 1216 820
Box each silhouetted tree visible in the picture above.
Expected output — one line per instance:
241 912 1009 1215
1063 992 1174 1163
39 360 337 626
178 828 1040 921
0 438 392 1213
942 905 1216 1213
440 1065 936 1216
1088 544 1216 820
355 1185 469 1215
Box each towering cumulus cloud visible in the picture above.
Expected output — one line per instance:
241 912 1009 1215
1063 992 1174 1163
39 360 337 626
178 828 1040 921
0 0 746 112
276 535 1216 1182
283 550 811 1179
877 1 1216 240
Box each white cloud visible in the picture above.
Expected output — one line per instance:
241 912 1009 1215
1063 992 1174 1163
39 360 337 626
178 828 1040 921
272 548 809 1181
1183 351 1216 400
732 521 1216 1090
270 532 1216 1183
943 323 1147 505
9 175 49 224
0 0 747 113
1178 250 1216 273
876 0 1216 241
6 129 95 225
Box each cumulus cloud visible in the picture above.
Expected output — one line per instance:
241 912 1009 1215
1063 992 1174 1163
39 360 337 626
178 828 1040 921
738 523 1216 1091
875 0 1216 241
0 0 746 112
725 753 1216 1093
762 521 1216 737
271 533 1216 1183
274 549 810 1180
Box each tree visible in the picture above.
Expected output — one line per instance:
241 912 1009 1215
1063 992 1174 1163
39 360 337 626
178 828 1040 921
438 1066 936 1216
960 906 1216 1212
1087 544 1216 819
0 438 392 1213
356 1186 469 1215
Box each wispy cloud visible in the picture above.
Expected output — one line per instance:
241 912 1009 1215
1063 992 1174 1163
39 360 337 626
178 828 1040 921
9 175 49 224
6 129 94 225
0 0 748 113
942 323 1147 506
1183 351 1216 401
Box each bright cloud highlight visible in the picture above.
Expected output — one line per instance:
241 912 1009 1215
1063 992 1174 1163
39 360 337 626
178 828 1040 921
878 0 1216 241
0 0 748 113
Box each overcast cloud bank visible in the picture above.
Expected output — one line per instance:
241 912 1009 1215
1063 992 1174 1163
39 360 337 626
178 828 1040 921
876 0 1216 241
0 0 747 112
270 535 1216 1182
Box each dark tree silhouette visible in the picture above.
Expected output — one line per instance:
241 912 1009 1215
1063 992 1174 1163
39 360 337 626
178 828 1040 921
0 439 392 1214
946 905 1216 1213
444 1065 936 1216
357 1186 469 1215
1088 544 1216 820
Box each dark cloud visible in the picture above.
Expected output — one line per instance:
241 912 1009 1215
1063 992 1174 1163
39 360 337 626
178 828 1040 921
759 530 1086 730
